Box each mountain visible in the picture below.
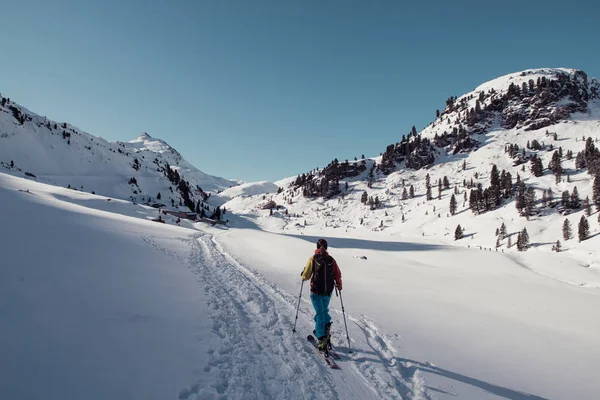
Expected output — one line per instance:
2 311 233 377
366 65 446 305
222 68 600 274
0 96 237 212
2 69 600 400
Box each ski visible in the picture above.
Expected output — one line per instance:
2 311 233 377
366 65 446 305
307 335 340 369
309 332 341 360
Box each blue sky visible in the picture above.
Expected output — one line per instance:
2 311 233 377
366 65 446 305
1 0 599 182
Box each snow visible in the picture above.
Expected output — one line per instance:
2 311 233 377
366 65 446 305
0 104 237 203
211 180 280 206
3 170 599 399
2 68 600 399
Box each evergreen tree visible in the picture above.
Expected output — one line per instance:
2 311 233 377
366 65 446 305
578 216 590 241
524 187 536 218
563 219 572 240
469 189 479 213
426 185 432 201
593 174 600 211
584 196 592 216
570 186 581 209
541 189 548 208
454 224 463 240
402 187 408 200
409 185 415 198
449 194 457 215
499 222 507 239
552 239 561 252
361 191 368 204
517 228 529 251
157 192 161 200
530 155 543 177
561 190 570 208
443 176 450 189
425 173 431 188
462 160 467 171
515 182 526 213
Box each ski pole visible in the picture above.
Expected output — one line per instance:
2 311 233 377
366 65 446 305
292 280 304 333
336 286 352 353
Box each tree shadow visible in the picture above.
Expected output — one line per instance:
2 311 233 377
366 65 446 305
586 231 600 240
454 207 470 216
278 233 453 252
530 242 555 248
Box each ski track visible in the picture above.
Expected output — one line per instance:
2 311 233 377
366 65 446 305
142 232 434 399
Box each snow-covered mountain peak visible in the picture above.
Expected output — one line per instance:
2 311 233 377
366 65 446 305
126 132 181 160
0 93 238 207
471 68 584 96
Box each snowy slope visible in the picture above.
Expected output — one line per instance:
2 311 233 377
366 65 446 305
6 170 598 399
3 68 600 400
223 68 600 287
0 97 237 210
0 172 430 399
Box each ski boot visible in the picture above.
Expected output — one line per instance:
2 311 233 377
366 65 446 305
325 322 333 350
317 336 328 352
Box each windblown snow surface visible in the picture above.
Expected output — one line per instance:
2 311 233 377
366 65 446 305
1 171 599 400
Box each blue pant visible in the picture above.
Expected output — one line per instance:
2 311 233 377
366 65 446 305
310 293 332 339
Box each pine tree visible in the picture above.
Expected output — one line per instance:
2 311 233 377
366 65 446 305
578 216 590 241
593 174 600 211
462 160 466 171
508 235 512 248
570 186 581 209
584 196 592 216
402 187 408 200
361 191 368 204
552 239 561 252
496 238 501 248
563 219 572 240
561 190 570 208
449 194 457 215
426 185 432 201
530 155 543 177
517 228 529 251
515 182 526 213
409 185 415 198
157 192 161 200
524 187 536 218
443 176 450 189
454 224 463 240
497 222 505 238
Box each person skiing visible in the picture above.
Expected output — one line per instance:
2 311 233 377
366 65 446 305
301 238 342 352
